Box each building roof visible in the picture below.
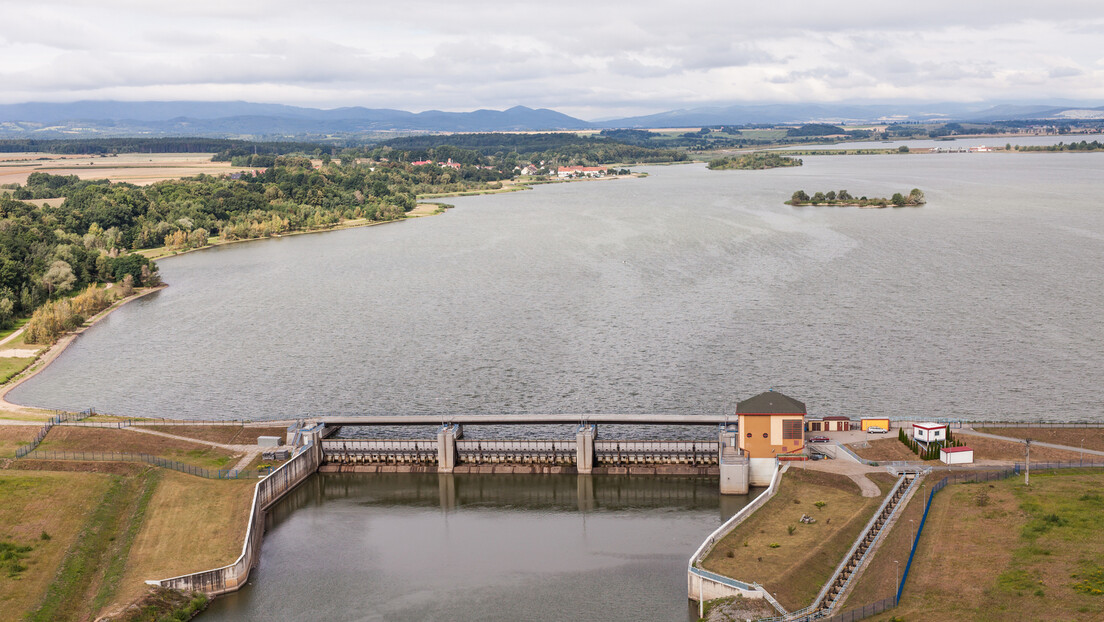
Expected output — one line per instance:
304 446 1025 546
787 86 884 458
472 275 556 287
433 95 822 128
941 446 973 453
823 416 850 421
737 391 806 415
913 422 945 430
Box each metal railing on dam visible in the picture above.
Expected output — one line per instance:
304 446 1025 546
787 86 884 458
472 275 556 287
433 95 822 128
317 413 729 426
321 438 721 467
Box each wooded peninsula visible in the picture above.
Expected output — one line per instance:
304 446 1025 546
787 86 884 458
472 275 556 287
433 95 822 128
707 152 802 170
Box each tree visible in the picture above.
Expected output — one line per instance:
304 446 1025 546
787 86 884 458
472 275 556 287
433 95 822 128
891 193 907 207
791 190 810 203
42 260 76 296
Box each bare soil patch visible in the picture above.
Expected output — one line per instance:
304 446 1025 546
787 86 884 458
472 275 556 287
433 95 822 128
702 468 885 610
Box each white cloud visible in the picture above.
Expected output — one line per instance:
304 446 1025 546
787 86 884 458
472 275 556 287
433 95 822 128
0 1 1101 116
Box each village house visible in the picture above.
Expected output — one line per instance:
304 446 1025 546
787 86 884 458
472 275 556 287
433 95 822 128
913 422 946 443
556 165 608 178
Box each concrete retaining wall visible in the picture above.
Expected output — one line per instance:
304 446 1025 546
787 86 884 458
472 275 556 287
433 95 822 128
147 435 323 595
687 462 786 608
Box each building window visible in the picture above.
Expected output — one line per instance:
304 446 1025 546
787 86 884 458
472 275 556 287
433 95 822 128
762 433 769 438
783 420 802 440
746 432 752 438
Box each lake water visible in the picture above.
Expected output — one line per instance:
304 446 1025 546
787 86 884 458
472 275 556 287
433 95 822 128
199 473 748 622
10 154 1104 423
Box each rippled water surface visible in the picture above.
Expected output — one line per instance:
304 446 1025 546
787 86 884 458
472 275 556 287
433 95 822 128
11 155 1104 422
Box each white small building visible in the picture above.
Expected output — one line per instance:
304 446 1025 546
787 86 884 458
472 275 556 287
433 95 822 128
913 422 946 443
940 446 974 464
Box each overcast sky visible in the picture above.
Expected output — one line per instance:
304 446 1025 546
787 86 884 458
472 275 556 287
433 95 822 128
1 1 1102 119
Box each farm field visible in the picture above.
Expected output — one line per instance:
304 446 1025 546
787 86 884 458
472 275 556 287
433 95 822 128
0 152 252 186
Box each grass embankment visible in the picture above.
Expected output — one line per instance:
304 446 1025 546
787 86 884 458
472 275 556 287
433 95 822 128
866 470 1104 621
850 433 1086 465
959 434 1085 462
847 439 919 463
701 469 888 610
0 461 257 620
36 427 241 469
132 424 287 445
0 425 40 458
0 330 45 384
113 472 256 610
0 470 111 619
975 427 1104 453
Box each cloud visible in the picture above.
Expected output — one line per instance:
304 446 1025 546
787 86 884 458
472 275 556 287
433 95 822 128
0 1 1103 114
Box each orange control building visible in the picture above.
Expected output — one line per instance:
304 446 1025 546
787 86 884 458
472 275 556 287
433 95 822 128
737 390 806 485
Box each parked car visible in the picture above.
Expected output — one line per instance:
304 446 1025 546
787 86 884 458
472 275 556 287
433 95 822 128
867 426 888 434
808 435 830 443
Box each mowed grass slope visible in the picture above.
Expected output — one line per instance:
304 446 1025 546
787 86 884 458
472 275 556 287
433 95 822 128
112 472 256 612
871 470 1104 621
0 470 113 622
975 426 1104 453
132 425 288 445
0 425 40 458
702 469 888 610
0 465 258 621
35 427 241 469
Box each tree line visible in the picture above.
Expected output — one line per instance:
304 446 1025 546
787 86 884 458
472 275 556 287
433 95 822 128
787 188 925 208
0 137 328 155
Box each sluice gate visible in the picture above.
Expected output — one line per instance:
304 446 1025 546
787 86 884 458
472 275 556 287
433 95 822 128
321 438 720 467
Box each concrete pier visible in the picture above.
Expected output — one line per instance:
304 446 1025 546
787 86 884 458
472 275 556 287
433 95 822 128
575 423 596 474
436 424 463 473
718 425 749 495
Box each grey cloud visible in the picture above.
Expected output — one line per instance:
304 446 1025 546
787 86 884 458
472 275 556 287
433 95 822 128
1048 66 1083 78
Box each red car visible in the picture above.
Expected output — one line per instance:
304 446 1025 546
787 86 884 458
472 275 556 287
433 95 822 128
808 436 830 443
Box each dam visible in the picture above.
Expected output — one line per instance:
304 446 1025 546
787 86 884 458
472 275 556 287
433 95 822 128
310 413 750 492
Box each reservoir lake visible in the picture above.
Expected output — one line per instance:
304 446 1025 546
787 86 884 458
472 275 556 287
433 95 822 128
11 153 1104 424
10 152 1104 620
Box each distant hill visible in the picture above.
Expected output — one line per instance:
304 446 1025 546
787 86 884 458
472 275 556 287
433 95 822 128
0 100 1101 137
0 101 594 135
596 102 1104 127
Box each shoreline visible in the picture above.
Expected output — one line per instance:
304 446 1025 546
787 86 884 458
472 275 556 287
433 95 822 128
0 285 166 416
0 170 648 418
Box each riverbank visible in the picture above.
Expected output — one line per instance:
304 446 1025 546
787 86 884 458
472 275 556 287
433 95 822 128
0 285 166 418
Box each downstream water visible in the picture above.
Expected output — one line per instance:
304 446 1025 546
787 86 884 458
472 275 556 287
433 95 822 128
10 154 1104 422
200 473 748 622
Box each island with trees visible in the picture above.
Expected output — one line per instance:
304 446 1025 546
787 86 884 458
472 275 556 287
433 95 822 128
707 152 802 170
787 188 925 208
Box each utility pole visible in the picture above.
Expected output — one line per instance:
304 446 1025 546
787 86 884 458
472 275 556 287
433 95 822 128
894 560 900 603
1025 439 1031 486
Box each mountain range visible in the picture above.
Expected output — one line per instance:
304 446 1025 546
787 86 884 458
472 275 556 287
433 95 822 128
1 100 1102 136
